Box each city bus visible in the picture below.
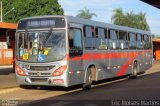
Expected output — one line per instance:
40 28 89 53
14 15 152 90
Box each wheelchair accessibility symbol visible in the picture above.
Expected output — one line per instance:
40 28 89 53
38 54 45 62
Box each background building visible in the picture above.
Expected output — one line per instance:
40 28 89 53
0 22 16 65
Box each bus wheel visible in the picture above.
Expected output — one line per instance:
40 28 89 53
82 69 92 90
129 62 138 79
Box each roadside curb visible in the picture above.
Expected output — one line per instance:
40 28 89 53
0 87 20 95
0 65 13 69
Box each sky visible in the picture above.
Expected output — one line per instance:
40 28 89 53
58 0 160 36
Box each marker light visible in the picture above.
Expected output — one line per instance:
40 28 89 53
15 65 26 76
52 65 67 76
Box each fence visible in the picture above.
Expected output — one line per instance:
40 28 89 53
0 49 13 65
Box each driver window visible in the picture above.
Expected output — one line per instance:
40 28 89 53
69 28 82 57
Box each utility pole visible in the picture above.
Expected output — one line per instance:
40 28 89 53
0 1 14 22
0 1 2 22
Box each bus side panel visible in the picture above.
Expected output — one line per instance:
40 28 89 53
68 59 85 86
136 51 144 72
141 50 152 72
68 50 152 85
124 50 152 74
83 50 112 81
83 50 131 81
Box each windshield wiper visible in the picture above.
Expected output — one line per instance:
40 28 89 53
46 27 53 40
44 27 53 47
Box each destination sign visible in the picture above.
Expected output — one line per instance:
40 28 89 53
27 19 55 27
17 17 65 29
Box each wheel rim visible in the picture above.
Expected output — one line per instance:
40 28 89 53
133 67 137 75
133 63 138 76
88 73 92 84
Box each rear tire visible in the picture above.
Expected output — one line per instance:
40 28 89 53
129 62 138 79
82 69 92 90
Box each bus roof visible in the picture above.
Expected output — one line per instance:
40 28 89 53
19 15 151 35
66 16 151 35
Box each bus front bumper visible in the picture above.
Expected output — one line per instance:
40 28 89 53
16 74 69 87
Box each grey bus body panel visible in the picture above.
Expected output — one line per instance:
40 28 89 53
15 15 152 87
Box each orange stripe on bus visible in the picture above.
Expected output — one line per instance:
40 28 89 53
68 50 152 76
116 57 135 76
65 50 152 61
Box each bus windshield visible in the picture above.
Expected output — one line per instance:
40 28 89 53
16 30 66 62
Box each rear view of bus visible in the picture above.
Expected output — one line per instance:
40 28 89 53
15 16 69 87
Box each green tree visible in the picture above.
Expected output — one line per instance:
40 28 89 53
111 8 125 25
152 34 156 38
2 0 64 23
112 8 150 31
136 12 150 30
76 7 97 20
152 34 160 38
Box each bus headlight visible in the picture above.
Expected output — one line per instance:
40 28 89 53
52 65 67 76
15 65 26 76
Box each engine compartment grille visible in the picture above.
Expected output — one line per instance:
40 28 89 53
25 65 55 71
30 78 48 83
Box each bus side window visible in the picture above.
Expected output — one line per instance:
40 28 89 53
144 35 150 50
84 26 95 49
95 27 107 50
136 33 143 49
128 32 136 49
119 31 127 50
69 28 83 57
108 29 119 50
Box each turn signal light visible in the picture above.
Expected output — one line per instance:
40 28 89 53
15 65 26 76
52 65 67 76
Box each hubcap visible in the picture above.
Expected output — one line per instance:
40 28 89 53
88 74 92 84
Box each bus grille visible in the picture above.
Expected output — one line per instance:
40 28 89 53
28 72 51 77
30 78 48 83
25 66 55 71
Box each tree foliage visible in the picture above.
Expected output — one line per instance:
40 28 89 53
152 34 160 38
2 0 64 23
111 8 150 31
76 7 97 20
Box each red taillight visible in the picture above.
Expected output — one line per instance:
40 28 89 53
15 65 26 76
52 65 67 76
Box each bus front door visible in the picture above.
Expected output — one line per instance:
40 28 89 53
68 28 84 85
